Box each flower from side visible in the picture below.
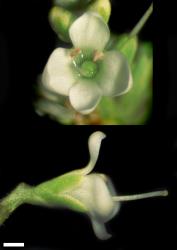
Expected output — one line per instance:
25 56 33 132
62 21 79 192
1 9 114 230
66 131 120 240
42 12 133 114
34 131 167 240
34 131 120 240
0 131 168 240
33 131 167 240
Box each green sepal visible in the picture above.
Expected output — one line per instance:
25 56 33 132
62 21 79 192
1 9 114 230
115 34 138 64
32 172 87 213
35 172 82 194
30 191 87 213
88 0 111 23
0 172 87 225
49 6 76 42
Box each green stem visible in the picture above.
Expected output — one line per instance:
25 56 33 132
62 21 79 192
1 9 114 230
129 3 153 38
0 183 31 225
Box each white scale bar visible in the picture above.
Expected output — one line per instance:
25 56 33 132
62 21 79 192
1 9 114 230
3 243 24 247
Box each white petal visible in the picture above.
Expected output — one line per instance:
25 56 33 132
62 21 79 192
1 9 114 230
101 176 121 220
69 12 110 51
42 48 76 96
82 131 106 175
68 174 120 238
70 174 119 221
91 218 111 240
91 175 118 220
69 79 101 114
97 51 133 96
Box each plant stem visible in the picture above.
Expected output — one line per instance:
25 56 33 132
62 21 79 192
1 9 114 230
0 183 31 225
129 3 153 38
113 190 168 202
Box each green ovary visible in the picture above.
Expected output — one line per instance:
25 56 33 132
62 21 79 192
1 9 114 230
80 61 97 78
72 49 98 79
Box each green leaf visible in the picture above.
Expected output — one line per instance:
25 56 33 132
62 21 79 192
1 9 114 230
115 34 138 64
49 6 76 42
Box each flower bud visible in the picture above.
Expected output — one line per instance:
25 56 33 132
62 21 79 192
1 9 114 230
49 6 76 42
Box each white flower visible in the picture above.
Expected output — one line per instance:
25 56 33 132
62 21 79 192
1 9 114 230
0 131 168 240
42 12 133 114
53 131 168 240
68 131 120 240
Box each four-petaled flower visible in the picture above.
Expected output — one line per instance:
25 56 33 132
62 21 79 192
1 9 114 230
42 12 133 114
34 131 120 240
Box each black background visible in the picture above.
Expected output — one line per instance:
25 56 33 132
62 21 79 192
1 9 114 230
0 0 177 249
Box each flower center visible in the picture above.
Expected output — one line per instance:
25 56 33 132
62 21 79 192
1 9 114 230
71 49 101 79
80 61 97 78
